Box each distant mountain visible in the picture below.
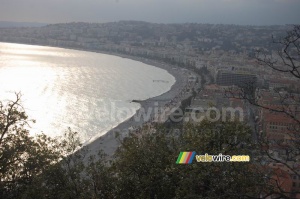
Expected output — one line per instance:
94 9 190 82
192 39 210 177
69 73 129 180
0 21 47 28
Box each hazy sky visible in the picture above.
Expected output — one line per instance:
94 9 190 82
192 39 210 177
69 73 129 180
0 0 299 25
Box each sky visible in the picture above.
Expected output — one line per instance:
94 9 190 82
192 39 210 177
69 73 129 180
0 0 299 25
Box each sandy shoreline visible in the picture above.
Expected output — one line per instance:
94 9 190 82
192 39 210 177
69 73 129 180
85 52 194 157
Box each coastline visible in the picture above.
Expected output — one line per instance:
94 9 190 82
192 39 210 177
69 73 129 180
0 42 195 157
85 53 194 157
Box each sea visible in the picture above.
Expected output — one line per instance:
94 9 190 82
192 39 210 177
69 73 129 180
0 42 175 144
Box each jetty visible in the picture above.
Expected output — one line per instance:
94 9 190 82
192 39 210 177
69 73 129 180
153 80 169 83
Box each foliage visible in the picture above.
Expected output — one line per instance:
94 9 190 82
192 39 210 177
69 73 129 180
225 25 300 198
0 93 282 198
0 93 62 198
0 94 114 199
112 121 267 199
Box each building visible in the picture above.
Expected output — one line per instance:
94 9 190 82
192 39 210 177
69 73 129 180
266 163 300 199
216 69 257 87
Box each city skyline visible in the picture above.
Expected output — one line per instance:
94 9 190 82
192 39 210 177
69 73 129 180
0 0 299 26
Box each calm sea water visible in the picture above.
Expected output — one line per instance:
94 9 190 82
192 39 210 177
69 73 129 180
0 42 175 144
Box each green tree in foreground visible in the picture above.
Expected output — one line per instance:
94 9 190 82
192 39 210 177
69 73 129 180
112 121 268 199
0 93 114 199
0 93 63 198
23 130 115 199
1 94 283 199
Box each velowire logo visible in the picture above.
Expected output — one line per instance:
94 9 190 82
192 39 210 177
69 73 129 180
176 152 250 164
176 151 196 164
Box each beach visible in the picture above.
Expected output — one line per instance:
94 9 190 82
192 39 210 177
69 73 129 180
85 53 196 157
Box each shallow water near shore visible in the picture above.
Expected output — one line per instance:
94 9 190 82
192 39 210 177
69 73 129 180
0 42 175 144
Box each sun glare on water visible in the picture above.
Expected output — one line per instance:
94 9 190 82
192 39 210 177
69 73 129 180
0 44 68 137
0 42 175 144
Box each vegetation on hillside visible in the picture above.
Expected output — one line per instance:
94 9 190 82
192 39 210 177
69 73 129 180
0 94 272 198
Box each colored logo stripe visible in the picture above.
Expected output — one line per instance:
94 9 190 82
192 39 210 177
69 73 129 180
176 151 196 164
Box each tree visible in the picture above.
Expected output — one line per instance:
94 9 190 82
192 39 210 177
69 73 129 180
0 93 62 198
225 25 300 198
0 93 287 198
15 126 117 199
112 121 268 199
226 25 300 125
0 93 117 199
